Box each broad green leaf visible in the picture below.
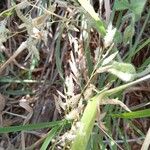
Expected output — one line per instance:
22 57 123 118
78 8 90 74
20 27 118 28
110 61 136 74
114 0 147 21
112 108 150 119
107 61 136 82
114 0 130 10
130 0 147 20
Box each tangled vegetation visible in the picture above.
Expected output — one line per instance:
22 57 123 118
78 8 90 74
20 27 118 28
0 0 150 149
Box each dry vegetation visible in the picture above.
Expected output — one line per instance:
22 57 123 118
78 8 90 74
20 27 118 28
0 0 150 150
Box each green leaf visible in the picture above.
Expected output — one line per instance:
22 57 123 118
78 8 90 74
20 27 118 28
0 77 43 83
112 108 150 119
114 30 123 44
0 7 15 18
138 57 150 72
123 24 135 44
129 0 147 20
3 89 32 95
71 94 104 150
108 61 136 82
40 126 61 150
114 0 130 11
114 0 147 21
0 120 66 133
71 74 150 150
78 0 106 36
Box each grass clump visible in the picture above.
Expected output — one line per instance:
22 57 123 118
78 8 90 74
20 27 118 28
0 0 150 149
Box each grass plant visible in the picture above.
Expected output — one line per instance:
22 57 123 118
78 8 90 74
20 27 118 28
0 0 149 149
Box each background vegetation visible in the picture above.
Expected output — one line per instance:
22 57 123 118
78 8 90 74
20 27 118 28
0 0 150 149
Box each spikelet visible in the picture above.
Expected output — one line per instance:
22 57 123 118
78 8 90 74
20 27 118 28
0 19 9 45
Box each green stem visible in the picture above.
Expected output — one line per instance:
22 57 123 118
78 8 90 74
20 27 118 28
71 74 150 150
105 74 150 96
71 94 104 150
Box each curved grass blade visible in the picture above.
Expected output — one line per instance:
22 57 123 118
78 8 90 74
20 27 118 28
40 125 61 150
0 120 67 133
0 77 44 83
111 108 150 119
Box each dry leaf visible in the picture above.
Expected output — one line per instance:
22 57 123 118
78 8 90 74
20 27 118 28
100 98 131 112
0 93 6 112
141 127 150 150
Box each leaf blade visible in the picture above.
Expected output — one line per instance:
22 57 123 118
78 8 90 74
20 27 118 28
112 109 150 119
